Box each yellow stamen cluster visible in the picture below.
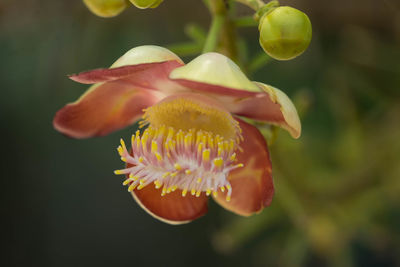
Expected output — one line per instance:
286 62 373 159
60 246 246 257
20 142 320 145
114 125 243 201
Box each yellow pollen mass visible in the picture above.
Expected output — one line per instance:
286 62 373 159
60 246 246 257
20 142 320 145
213 158 224 168
174 163 182 170
202 149 210 162
182 189 188 197
141 94 241 141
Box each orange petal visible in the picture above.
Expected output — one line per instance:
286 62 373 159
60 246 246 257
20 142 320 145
132 186 208 224
213 118 274 216
53 81 163 138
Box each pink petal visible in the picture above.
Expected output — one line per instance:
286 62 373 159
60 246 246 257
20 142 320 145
213 118 274 216
172 79 301 138
53 81 163 138
70 61 183 86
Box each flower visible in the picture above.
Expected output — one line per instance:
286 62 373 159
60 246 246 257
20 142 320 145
53 45 301 224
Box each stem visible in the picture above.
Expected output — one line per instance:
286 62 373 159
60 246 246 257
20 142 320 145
235 0 265 10
202 14 225 53
202 0 239 62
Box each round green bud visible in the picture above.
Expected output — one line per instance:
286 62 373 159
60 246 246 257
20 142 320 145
83 0 127 18
129 0 163 9
259 6 312 60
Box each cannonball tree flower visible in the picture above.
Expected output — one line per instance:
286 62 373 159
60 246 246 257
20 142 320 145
53 46 301 224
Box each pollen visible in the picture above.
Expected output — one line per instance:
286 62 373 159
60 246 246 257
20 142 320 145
141 93 241 142
114 125 243 202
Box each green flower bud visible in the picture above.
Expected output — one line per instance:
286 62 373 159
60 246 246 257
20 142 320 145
259 6 312 60
83 0 127 18
129 0 163 9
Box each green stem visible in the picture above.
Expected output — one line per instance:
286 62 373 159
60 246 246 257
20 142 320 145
235 0 265 10
202 0 239 62
202 14 225 53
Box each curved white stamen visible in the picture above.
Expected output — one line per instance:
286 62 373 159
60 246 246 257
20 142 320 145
114 126 243 201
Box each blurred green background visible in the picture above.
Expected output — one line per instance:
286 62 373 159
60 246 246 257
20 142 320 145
2 0 400 266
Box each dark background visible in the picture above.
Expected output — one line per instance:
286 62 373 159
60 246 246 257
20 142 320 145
1 0 400 266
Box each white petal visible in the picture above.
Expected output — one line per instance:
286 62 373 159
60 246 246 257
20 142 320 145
169 52 260 92
111 45 183 68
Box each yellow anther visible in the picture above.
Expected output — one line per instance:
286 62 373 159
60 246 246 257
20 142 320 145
138 156 144 163
184 134 192 149
120 157 126 162
201 134 207 146
195 132 201 145
196 177 202 184
185 169 192 175
141 133 148 152
191 189 196 195
155 152 163 162
176 130 183 143
154 181 162 189
236 163 244 168
117 146 123 155
206 189 211 196
174 163 182 170
128 183 137 192
208 136 214 148
196 190 201 197
167 187 172 193
151 140 158 153
171 172 178 177
226 184 232 190
139 179 146 185
213 191 218 197
131 134 135 146
162 172 170 178
224 141 229 151
123 179 131 186
120 138 126 149
182 189 188 197
132 176 139 181
226 195 231 201
230 153 236 161
197 142 203 156
202 149 210 162
171 185 178 191
220 186 225 192
162 187 167 195
213 158 224 168
167 127 175 140
114 170 123 175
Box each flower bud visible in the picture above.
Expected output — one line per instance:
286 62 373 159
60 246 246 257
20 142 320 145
129 0 163 9
83 0 127 18
259 6 312 60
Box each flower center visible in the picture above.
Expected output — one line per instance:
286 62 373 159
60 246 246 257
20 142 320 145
114 94 243 201
140 93 241 142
